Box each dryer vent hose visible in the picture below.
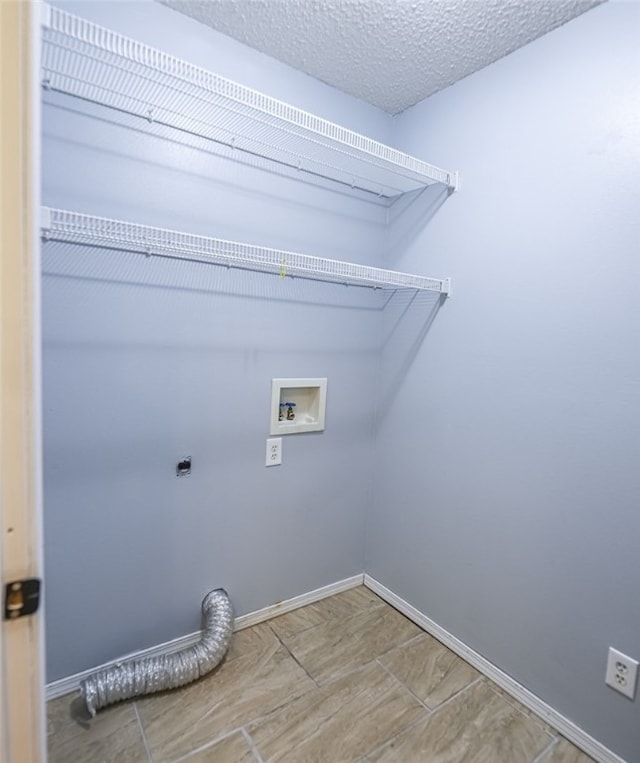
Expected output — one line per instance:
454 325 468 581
80 588 234 716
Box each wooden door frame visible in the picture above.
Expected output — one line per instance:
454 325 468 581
0 1 46 761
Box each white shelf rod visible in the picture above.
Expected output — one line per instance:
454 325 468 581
40 208 451 296
40 4 457 198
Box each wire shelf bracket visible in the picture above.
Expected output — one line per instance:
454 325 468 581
40 207 452 297
41 4 458 200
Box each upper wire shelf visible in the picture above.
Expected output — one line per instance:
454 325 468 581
41 208 451 296
41 5 458 199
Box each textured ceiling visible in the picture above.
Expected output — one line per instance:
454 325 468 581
158 0 603 114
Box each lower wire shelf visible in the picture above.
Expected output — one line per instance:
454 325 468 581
40 207 451 296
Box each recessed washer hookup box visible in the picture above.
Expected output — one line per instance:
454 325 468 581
270 378 327 435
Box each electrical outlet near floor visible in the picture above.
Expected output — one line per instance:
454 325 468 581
605 647 638 700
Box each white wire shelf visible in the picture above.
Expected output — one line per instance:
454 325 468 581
41 5 458 199
41 208 451 296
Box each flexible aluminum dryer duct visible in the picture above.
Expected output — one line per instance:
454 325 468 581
80 588 234 716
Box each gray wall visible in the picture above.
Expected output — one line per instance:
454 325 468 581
367 2 640 761
43 0 391 682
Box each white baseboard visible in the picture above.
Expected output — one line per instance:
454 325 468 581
233 574 364 630
46 574 363 701
363 575 626 763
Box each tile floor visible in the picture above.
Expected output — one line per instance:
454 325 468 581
48 586 596 762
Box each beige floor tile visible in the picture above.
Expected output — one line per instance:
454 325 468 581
269 586 386 640
278 604 422 685
137 625 316 762
337 585 388 611
175 730 256 762
47 693 148 763
268 600 339 641
379 632 480 709
537 738 596 763
226 622 280 661
366 679 553 763
481 678 557 736
248 660 426 762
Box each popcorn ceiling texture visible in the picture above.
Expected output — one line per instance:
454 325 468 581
158 0 603 114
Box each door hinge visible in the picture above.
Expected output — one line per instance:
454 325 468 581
3 578 41 620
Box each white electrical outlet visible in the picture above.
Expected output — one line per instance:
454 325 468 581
605 647 638 700
265 437 282 467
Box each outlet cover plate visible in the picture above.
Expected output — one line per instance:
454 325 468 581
265 437 282 467
605 647 638 700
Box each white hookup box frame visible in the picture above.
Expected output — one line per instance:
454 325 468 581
270 378 327 435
